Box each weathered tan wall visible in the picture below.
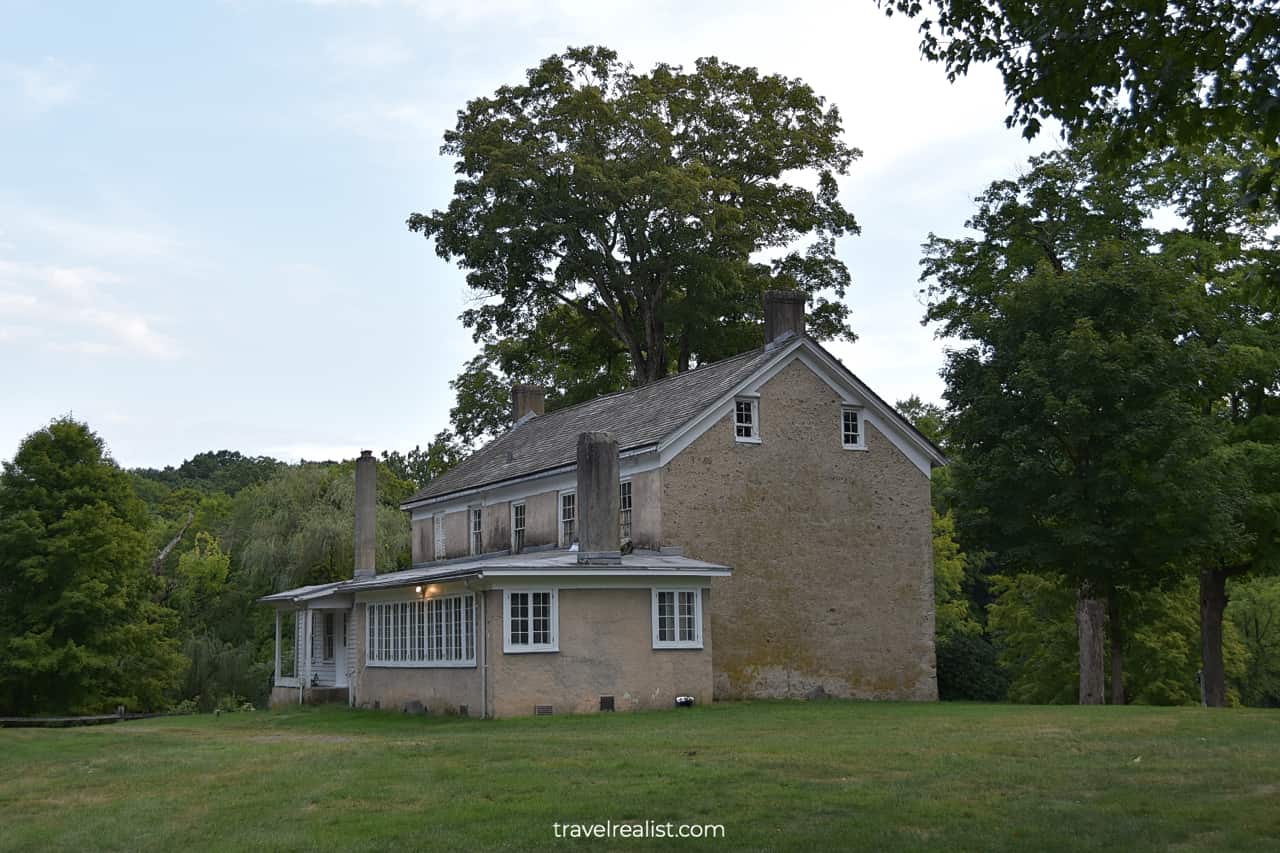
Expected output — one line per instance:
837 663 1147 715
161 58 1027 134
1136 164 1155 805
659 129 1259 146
485 588 713 718
444 510 469 558
484 500 510 554
661 359 937 701
410 517 432 564
524 491 558 549
350 595 483 716
628 470 662 550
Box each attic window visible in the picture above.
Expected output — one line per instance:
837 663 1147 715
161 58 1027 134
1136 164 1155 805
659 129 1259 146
433 515 446 560
559 491 576 546
619 480 632 540
512 502 526 554
470 507 482 555
734 397 760 443
842 406 865 450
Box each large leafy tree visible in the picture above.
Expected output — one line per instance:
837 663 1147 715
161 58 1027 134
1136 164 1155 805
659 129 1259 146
0 418 185 714
924 143 1225 704
884 0 1280 210
1140 135 1280 705
412 46 861 399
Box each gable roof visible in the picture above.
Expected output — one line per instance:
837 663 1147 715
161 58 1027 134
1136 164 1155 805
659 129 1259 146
405 345 781 507
403 336 945 509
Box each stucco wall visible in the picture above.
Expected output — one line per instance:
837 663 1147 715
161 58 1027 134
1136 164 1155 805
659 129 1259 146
627 469 662 550
484 500 511 555
661 358 937 701
485 587 713 718
524 491 558 549
444 509 469 559
410 516 432 564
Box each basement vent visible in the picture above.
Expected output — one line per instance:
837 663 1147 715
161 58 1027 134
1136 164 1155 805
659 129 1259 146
458 705 468 717
599 695 615 712
534 704 554 716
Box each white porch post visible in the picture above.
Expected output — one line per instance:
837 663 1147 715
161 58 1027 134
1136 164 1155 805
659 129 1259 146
302 608 313 691
274 610 282 685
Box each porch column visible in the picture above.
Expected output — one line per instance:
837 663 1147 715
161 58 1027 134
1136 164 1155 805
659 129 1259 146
302 609 312 691
274 610 282 684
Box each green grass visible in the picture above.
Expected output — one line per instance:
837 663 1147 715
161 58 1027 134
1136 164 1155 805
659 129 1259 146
2 701 1278 852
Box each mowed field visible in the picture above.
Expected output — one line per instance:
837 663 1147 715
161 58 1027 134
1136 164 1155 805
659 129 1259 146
2 701 1278 852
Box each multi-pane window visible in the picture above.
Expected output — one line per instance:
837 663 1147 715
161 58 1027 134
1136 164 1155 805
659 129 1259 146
652 589 702 648
619 480 632 540
322 612 335 661
504 589 557 652
470 508 483 555
560 491 576 546
842 407 862 448
366 594 475 667
512 503 526 553
734 398 760 442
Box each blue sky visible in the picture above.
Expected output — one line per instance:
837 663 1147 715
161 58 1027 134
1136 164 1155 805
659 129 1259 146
0 0 1050 468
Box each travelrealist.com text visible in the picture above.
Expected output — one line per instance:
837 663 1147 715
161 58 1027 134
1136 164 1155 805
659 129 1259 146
552 821 726 840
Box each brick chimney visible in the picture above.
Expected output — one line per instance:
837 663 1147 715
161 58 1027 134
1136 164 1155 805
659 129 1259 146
354 450 376 579
576 432 621 565
764 290 807 347
511 383 546 421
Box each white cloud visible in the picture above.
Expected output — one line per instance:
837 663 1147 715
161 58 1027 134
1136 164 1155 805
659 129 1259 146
326 35 413 70
1 58 88 111
0 259 180 359
80 307 179 358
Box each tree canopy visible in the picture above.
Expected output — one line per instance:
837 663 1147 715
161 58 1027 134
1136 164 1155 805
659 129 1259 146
885 0 1280 209
411 45 861 406
923 141 1229 702
0 418 185 714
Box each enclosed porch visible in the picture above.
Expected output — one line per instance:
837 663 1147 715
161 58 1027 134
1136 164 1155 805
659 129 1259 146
263 585 354 706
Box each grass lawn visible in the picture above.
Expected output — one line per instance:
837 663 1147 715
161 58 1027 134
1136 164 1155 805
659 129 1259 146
3 701 1278 852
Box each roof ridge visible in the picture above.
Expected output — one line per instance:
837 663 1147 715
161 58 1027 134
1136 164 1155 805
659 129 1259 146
510 345 767 427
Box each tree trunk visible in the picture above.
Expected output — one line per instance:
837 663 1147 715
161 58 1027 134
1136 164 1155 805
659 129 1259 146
1199 567 1228 707
1108 593 1125 705
1076 584 1106 705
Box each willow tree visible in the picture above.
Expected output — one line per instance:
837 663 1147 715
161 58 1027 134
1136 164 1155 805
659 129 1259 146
411 45 860 397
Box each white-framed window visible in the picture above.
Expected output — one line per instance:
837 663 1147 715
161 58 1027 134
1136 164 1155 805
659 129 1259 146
512 502 526 553
652 589 703 649
619 480 632 540
366 594 475 667
470 507 483 555
433 515 446 560
559 490 576 546
503 589 558 653
322 612 335 661
734 397 760 443
841 406 864 449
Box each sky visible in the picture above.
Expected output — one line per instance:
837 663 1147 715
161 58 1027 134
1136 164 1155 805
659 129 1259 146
0 0 1053 469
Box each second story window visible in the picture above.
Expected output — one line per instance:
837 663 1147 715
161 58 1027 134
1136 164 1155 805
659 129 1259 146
619 480 632 540
559 491 576 546
842 406 863 449
470 507 482 555
735 397 760 443
512 502 526 554
433 515 446 560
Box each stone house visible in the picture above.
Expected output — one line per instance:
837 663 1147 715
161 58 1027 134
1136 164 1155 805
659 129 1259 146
262 291 945 716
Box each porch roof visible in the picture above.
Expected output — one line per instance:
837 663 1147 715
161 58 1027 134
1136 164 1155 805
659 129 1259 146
258 547 731 607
